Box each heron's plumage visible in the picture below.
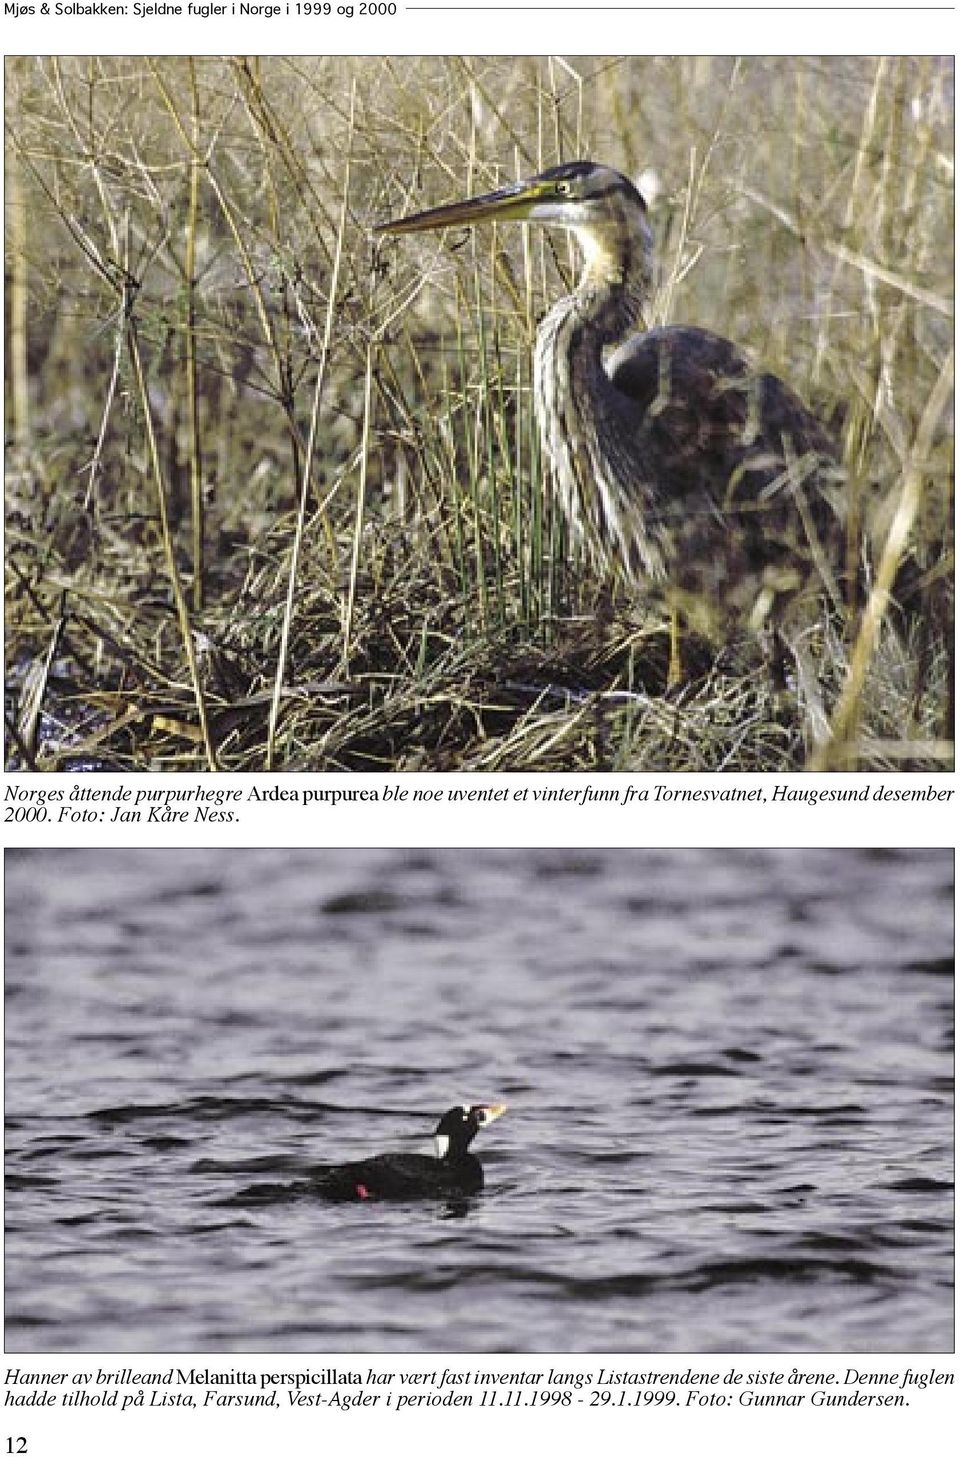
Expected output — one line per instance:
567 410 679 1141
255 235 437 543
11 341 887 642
377 160 846 650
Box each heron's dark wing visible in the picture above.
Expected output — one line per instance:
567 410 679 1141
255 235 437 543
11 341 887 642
607 325 846 626
607 324 839 493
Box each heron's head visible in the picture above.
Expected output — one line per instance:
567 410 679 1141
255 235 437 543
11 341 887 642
376 160 654 289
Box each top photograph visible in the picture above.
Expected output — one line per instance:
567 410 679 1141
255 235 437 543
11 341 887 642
5 55 953 773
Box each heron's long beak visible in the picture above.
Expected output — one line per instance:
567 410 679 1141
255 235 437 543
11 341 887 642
375 179 537 235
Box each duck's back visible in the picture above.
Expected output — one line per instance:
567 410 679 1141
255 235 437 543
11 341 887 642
311 1152 483 1201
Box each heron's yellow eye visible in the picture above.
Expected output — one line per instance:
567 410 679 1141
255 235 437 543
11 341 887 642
555 181 571 196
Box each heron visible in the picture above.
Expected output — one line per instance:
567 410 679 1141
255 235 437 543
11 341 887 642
375 160 848 709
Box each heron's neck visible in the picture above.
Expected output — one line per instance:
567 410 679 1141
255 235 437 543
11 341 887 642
533 230 664 580
568 223 652 343
535 231 650 422
535 252 649 408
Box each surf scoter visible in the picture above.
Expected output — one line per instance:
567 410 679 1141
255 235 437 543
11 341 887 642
311 1103 507 1201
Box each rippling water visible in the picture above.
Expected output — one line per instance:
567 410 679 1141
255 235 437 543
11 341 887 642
4 848 953 1353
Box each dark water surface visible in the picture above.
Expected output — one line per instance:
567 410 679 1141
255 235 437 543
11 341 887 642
4 848 953 1354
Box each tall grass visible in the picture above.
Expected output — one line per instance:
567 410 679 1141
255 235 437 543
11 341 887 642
4 56 953 770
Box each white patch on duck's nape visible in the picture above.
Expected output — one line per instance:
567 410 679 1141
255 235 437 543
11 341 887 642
435 1104 469 1156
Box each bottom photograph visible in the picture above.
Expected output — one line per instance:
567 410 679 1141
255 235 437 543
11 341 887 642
4 847 953 1354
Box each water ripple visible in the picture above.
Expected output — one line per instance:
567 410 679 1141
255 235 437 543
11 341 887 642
4 848 953 1353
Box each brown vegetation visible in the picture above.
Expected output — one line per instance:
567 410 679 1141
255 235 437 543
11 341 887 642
5 56 953 770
